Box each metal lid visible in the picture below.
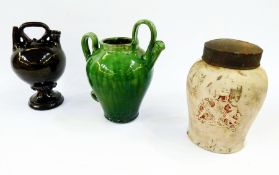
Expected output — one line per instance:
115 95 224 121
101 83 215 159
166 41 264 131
202 38 263 69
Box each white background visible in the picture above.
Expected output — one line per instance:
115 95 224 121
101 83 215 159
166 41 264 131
0 0 278 174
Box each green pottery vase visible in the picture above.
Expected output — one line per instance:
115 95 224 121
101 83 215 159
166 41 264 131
81 19 165 123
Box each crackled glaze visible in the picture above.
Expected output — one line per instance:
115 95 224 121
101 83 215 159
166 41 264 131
187 60 268 153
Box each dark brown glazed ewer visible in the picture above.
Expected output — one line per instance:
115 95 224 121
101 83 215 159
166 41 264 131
11 22 66 110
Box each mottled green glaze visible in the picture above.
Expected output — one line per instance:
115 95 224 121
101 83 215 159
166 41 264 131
81 19 165 123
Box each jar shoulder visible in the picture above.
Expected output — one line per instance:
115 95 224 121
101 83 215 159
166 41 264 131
188 60 268 84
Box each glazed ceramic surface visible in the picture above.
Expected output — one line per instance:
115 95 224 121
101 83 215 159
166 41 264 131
11 22 66 110
81 19 165 123
187 39 268 153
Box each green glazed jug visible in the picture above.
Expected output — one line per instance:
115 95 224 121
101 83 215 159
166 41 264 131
81 19 165 123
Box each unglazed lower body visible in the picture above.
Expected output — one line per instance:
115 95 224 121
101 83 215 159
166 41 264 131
187 126 244 154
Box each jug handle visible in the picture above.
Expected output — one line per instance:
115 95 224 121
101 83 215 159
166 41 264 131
81 32 99 61
18 22 51 42
131 19 157 59
81 32 99 102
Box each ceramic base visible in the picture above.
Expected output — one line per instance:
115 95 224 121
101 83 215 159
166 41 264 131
29 82 64 110
29 90 64 110
187 130 244 154
105 112 139 123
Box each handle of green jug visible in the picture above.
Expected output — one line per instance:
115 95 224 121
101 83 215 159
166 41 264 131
81 32 99 102
131 19 157 57
81 32 99 61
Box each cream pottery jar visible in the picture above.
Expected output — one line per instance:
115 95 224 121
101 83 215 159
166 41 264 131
187 39 268 153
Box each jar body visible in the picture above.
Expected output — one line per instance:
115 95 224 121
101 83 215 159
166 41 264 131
86 47 152 123
187 60 268 153
11 47 66 85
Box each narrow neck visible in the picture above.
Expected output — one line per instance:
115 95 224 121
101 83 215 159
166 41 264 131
100 37 134 51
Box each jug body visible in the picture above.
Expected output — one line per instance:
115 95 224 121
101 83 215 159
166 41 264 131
81 19 165 123
11 22 66 110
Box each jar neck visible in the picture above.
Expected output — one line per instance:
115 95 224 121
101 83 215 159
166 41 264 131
100 37 134 52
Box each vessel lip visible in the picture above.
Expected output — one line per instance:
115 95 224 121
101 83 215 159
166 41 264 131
101 37 132 45
100 37 133 51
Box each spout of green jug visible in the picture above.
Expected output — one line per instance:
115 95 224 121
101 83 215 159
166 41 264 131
146 40 165 69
